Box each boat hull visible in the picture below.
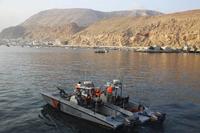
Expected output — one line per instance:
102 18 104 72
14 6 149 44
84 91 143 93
41 92 123 129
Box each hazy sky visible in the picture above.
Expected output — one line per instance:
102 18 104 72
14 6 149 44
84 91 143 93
0 0 200 31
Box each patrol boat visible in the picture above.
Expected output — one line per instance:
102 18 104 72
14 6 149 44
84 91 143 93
41 81 138 130
41 80 166 129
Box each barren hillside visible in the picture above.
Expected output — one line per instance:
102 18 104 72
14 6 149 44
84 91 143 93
70 10 200 47
0 8 162 41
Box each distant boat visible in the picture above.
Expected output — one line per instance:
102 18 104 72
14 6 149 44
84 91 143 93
35 46 41 49
94 49 109 53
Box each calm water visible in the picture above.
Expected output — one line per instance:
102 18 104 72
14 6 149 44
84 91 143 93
0 46 200 133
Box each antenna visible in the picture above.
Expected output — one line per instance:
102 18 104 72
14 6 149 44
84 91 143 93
120 67 125 97
84 69 86 81
84 61 88 81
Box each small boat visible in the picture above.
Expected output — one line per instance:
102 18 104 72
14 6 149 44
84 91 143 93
41 80 166 130
41 81 138 130
94 49 109 53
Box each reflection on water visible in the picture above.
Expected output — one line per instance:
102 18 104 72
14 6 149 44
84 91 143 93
0 46 200 133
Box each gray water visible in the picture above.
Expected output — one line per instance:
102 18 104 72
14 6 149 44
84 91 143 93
0 46 200 133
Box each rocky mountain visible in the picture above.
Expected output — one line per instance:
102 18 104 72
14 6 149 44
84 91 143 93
2 8 199 48
0 8 162 41
70 10 200 48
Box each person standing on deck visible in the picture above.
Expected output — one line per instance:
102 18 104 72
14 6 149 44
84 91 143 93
106 85 113 103
74 81 81 95
75 81 81 90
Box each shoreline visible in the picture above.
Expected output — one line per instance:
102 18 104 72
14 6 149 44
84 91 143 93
63 44 200 53
1 43 200 54
0 39 199 53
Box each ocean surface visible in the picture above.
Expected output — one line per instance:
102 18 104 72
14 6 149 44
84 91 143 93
0 46 200 133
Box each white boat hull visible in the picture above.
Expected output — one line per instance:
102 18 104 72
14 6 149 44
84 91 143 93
41 92 124 129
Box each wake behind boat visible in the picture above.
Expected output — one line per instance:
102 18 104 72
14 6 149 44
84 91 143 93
41 80 166 130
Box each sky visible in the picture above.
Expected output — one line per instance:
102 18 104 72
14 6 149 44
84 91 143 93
0 0 200 31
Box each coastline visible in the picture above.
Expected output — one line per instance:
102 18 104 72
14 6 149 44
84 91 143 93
1 41 200 54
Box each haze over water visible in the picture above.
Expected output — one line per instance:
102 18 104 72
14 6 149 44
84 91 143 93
0 46 200 133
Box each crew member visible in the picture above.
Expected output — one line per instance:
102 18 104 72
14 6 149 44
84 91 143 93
75 81 81 91
106 86 113 103
138 104 145 112
74 81 81 96
95 88 101 97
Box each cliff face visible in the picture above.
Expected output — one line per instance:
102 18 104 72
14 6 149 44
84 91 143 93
70 10 200 48
0 8 162 41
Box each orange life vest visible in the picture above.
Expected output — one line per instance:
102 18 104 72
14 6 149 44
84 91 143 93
95 89 101 97
107 86 113 94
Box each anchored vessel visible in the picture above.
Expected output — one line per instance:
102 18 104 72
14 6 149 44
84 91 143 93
94 49 109 53
41 80 165 129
